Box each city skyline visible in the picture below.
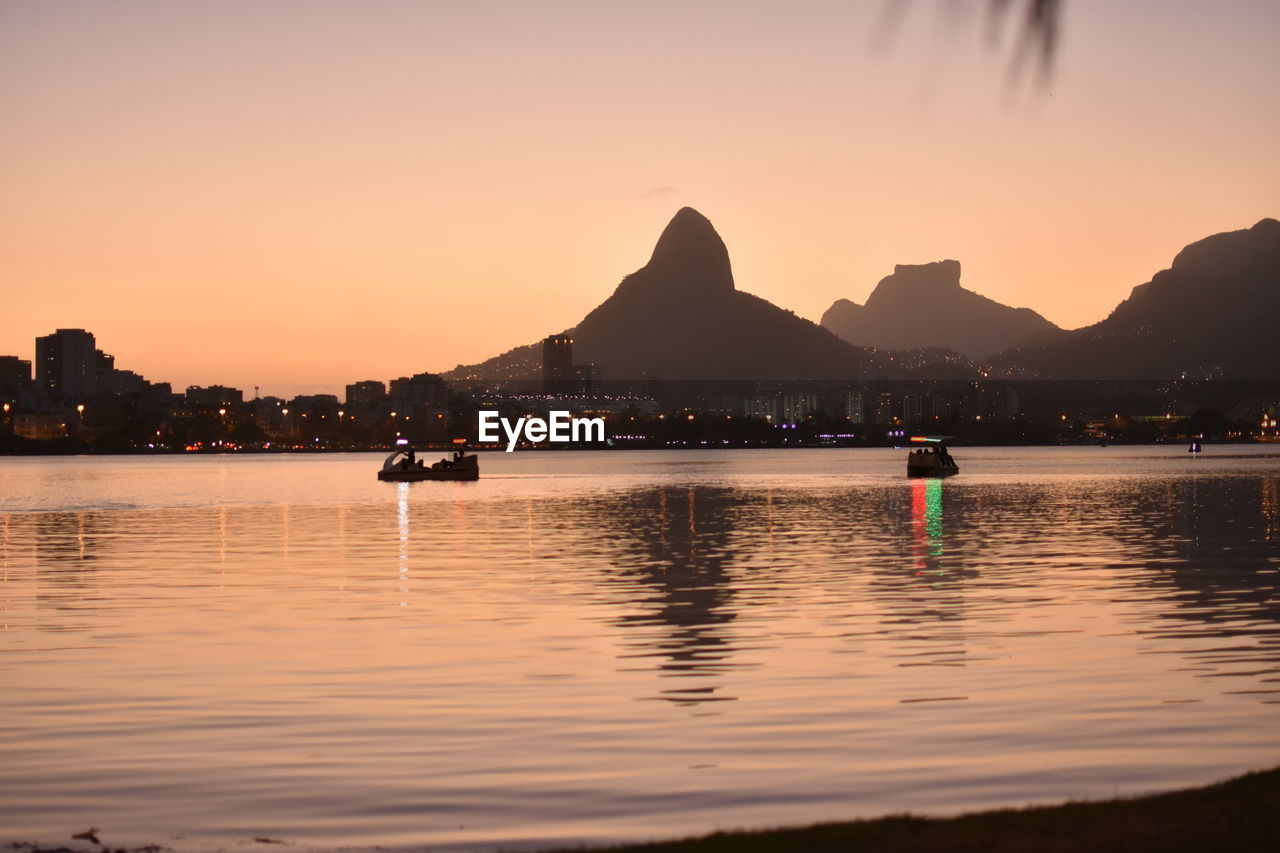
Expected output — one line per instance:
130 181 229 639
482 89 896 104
3 1 1278 397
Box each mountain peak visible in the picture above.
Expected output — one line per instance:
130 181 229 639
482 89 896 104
868 260 962 304
644 207 735 293
1167 215 1280 275
822 259 1059 360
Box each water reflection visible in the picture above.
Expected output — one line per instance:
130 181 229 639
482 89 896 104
35 512 99 566
397 482 409 605
1263 476 1278 540
597 486 744 705
1135 477 1280 644
911 477 944 567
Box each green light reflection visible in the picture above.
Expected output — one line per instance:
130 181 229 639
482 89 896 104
926 477 943 556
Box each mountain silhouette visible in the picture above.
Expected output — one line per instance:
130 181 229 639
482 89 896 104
447 208 869 381
821 260 1060 360
993 218 1280 379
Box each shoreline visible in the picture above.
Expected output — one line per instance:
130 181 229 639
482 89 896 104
9 767 1279 853
547 766 1280 852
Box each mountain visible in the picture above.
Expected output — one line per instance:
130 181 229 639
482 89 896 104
992 218 1280 379
820 260 1060 360
447 208 874 381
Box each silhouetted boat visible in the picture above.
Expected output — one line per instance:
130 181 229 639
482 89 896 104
1188 439 1202 454
378 441 479 481
907 435 959 478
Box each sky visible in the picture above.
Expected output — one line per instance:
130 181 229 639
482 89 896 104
2 0 1278 397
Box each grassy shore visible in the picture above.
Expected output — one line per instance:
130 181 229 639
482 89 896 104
551 766 1280 853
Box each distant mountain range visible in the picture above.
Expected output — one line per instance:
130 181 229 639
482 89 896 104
820 260 1059 361
446 211 1279 384
989 218 1280 379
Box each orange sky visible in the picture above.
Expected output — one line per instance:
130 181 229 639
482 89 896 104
2 1 1277 397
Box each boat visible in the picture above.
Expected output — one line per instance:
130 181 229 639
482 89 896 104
906 435 959 478
378 441 479 481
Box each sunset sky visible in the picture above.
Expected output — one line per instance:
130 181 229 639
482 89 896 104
3 0 1277 397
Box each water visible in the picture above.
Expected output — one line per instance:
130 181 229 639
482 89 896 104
2 447 1279 851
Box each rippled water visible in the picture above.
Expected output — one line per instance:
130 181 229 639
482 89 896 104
2 448 1279 851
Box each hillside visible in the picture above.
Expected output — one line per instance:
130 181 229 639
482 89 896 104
821 260 1059 361
992 218 1280 379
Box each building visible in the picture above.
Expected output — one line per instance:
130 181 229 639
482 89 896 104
542 335 574 394
903 393 925 423
782 393 819 425
572 363 601 396
289 394 340 413
743 395 779 421
99 369 149 395
0 356 31 392
844 389 866 423
931 388 953 419
389 373 448 408
874 391 895 425
35 328 98 402
14 412 67 441
345 380 387 407
186 385 244 406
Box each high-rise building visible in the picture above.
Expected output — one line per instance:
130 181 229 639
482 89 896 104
743 395 779 421
345 380 387 407
100 369 149 395
783 393 819 424
35 328 97 402
0 356 31 391
389 373 447 408
542 335 573 394
572 363 601 396
844 389 866 423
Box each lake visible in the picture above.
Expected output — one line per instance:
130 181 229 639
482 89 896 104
2 447 1279 851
